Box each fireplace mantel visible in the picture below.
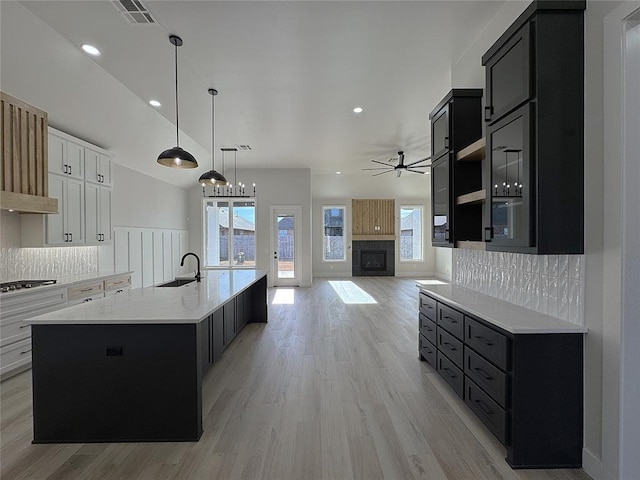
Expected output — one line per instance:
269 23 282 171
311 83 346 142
352 234 395 241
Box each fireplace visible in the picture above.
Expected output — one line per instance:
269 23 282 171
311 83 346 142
352 240 395 276
361 250 386 271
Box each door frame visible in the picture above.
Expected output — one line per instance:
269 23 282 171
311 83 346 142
270 205 303 287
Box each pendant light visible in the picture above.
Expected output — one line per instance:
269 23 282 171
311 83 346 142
157 35 198 169
199 89 228 185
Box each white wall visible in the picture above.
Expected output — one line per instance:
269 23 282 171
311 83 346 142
188 168 312 287
111 164 189 230
99 163 190 275
619 14 640 478
311 172 434 278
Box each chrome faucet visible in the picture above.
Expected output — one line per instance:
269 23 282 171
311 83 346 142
180 253 201 282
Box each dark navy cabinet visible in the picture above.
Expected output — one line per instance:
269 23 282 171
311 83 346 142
418 290 583 469
429 89 483 247
482 0 585 254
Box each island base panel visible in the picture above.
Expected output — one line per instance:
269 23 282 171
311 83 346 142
31 323 203 443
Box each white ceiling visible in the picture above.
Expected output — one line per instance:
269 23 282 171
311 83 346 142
1 0 504 188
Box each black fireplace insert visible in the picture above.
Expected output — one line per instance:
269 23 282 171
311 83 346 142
361 250 386 271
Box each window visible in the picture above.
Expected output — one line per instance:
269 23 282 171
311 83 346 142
322 206 346 261
204 199 256 268
400 206 423 261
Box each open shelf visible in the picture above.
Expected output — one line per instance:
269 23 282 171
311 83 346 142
456 189 486 205
456 137 486 162
456 241 486 251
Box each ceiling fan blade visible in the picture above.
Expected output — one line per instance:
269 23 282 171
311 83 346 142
406 157 431 167
406 169 426 174
373 170 392 176
407 165 429 168
362 167 393 171
371 159 394 167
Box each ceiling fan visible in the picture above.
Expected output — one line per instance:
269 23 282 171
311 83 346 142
363 151 431 177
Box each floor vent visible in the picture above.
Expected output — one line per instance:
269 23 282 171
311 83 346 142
112 0 157 25
235 145 252 151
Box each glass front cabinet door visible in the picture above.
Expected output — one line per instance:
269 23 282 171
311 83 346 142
485 104 532 249
432 157 451 246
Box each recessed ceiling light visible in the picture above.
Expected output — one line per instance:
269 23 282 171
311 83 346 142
353 107 363 113
336 171 342 175
81 44 100 56
149 100 161 107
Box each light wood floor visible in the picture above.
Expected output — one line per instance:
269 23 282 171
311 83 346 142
1 277 591 480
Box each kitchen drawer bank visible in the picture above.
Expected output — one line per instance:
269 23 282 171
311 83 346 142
26 270 268 444
0 272 131 381
418 284 586 469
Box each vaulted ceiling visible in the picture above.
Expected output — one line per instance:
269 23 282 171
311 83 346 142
1 1 504 187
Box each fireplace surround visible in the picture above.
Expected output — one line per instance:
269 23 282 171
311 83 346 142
352 240 395 276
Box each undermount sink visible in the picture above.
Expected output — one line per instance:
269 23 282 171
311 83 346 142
157 278 196 287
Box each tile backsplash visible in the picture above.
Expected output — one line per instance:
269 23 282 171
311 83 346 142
0 247 98 281
453 250 584 325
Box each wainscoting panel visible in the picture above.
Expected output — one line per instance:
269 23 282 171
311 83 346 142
113 227 189 290
142 231 153 288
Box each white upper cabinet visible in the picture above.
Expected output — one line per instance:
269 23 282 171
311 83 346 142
85 148 112 186
85 183 112 244
21 128 111 247
48 133 84 180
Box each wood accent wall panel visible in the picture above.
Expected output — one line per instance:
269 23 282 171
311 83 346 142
1 92 48 196
352 199 395 236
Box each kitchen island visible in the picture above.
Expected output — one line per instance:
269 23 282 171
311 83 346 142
26 269 267 444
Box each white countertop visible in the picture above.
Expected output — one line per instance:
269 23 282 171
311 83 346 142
26 270 267 325
0 271 132 299
418 284 588 334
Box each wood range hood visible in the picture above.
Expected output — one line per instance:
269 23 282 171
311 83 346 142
1 92 58 214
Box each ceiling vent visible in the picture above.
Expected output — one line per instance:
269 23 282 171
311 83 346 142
235 144 252 151
112 0 157 25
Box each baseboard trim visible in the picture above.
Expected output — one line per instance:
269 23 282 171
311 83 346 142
582 448 602 480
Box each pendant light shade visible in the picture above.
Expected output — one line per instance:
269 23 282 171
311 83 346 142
157 35 198 169
199 88 228 186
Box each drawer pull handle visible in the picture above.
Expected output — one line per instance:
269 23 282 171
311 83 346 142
442 367 456 378
80 288 93 292
443 316 458 323
443 341 457 351
474 398 494 415
20 349 32 355
474 367 493 380
19 324 29 329
474 335 494 346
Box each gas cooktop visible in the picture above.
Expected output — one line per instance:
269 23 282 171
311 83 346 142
0 279 57 293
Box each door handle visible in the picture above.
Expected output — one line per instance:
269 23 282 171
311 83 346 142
444 136 449 149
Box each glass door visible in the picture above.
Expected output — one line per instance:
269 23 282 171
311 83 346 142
431 157 451 245
486 104 532 247
271 206 302 286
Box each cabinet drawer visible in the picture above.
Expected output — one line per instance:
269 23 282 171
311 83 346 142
437 351 464 398
68 293 104 307
465 316 510 370
419 334 436 368
68 281 104 301
104 275 131 291
437 327 463 369
464 348 508 408
104 286 131 297
437 302 464 339
419 313 437 345
0 338 32 377
465 377 508 445
0 320 30 346
419 293 437 320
